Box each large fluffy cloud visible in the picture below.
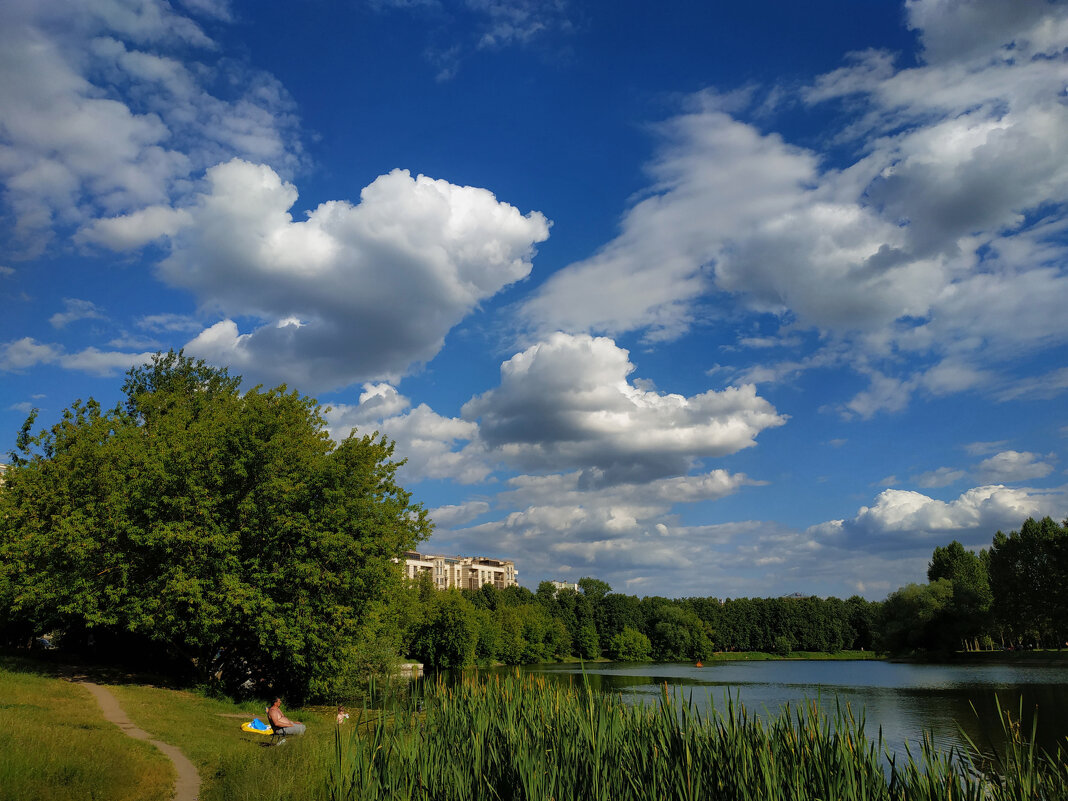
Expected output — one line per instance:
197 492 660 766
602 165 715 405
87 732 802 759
809 484 1068 550
462 332 786 480
441 493 942 599
323 332 782 485
27 155 549 389
0 0 300 253
519 0 1068 412
152 159 549 391
433 478 1062 599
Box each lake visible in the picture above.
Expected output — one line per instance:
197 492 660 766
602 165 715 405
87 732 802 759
486 659 1068 761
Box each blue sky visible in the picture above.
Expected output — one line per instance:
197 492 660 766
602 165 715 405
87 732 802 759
2 0 1066 600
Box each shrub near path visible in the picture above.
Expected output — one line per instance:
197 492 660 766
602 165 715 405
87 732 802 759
0 665 172 801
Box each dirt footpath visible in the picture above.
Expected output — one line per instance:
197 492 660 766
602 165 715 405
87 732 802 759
80 681 201 801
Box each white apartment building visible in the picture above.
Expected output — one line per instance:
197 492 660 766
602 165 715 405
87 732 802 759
402 551 518 591
549 580 580 593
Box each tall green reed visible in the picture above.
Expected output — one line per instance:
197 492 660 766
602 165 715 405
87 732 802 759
327 671 1068 801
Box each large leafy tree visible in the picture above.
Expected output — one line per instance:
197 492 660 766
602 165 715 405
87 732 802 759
0 352 430 701
408 589 477 670
877 580 954 653
988 517 1068 648
926 540 993 649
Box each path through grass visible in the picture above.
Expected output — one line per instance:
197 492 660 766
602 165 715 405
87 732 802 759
0 664 173 801
110 683 340 801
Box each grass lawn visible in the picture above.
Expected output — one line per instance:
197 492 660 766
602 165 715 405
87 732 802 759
951 648 1068 665
108 683 343 801
704 649 882 662
0 649 886 801
0 654 370 801
0 660 173 801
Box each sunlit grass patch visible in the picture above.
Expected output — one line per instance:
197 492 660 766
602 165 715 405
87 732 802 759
110 683 340 801
0 665 172 801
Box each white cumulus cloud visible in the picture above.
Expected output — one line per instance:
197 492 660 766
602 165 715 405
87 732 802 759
463 332 786 480
809 484 1067 549
911 466 966 489
159 160 549 391
78 205 193 249
439 469 760 590
49 298 107 329
976 450 1055 483
518 0 1068 415
0 0 301 254
429 501 491 528
324 384 492 485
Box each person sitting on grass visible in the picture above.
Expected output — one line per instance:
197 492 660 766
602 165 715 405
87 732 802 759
336 705 349 725
267 697 306 736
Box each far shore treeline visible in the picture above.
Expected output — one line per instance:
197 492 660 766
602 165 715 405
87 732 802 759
1 353 1065 703
400 506 1068 669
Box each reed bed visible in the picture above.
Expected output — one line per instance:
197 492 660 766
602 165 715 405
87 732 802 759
327 672 1068 801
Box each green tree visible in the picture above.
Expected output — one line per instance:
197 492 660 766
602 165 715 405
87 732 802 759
575 623 600 659
607 626 652 661
646 603 714 661
845 595 879 651
410 590 477 670
927 540 993 650
988 517 1068 648
877 580 953 653
472 607 502 662
478 583 501 611
0 351 430 701
535 580 559 608
578 577 612 601
596 592 644 642
496 606 527 664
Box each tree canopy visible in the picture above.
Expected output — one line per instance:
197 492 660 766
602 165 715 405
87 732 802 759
0 352 430 701
876 518 1067 654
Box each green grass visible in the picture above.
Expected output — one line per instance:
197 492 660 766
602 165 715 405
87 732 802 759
0 663 173 801
5 654 1064 801
705 649 883 662
953 649 1068 665
108 683 343 801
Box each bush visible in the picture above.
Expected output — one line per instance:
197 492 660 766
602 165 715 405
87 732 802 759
608 626 652 661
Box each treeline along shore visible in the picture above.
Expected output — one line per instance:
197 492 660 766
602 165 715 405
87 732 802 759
400 576 879 670
399 510 1068 672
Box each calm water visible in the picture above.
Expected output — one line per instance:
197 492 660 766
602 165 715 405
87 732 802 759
487 660 1068 761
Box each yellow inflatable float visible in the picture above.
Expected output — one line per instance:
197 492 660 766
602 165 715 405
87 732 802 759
241 718 273 735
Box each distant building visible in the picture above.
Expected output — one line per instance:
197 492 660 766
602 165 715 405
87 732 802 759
0 462 8 486
549 580 580 593
402 551 518 591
